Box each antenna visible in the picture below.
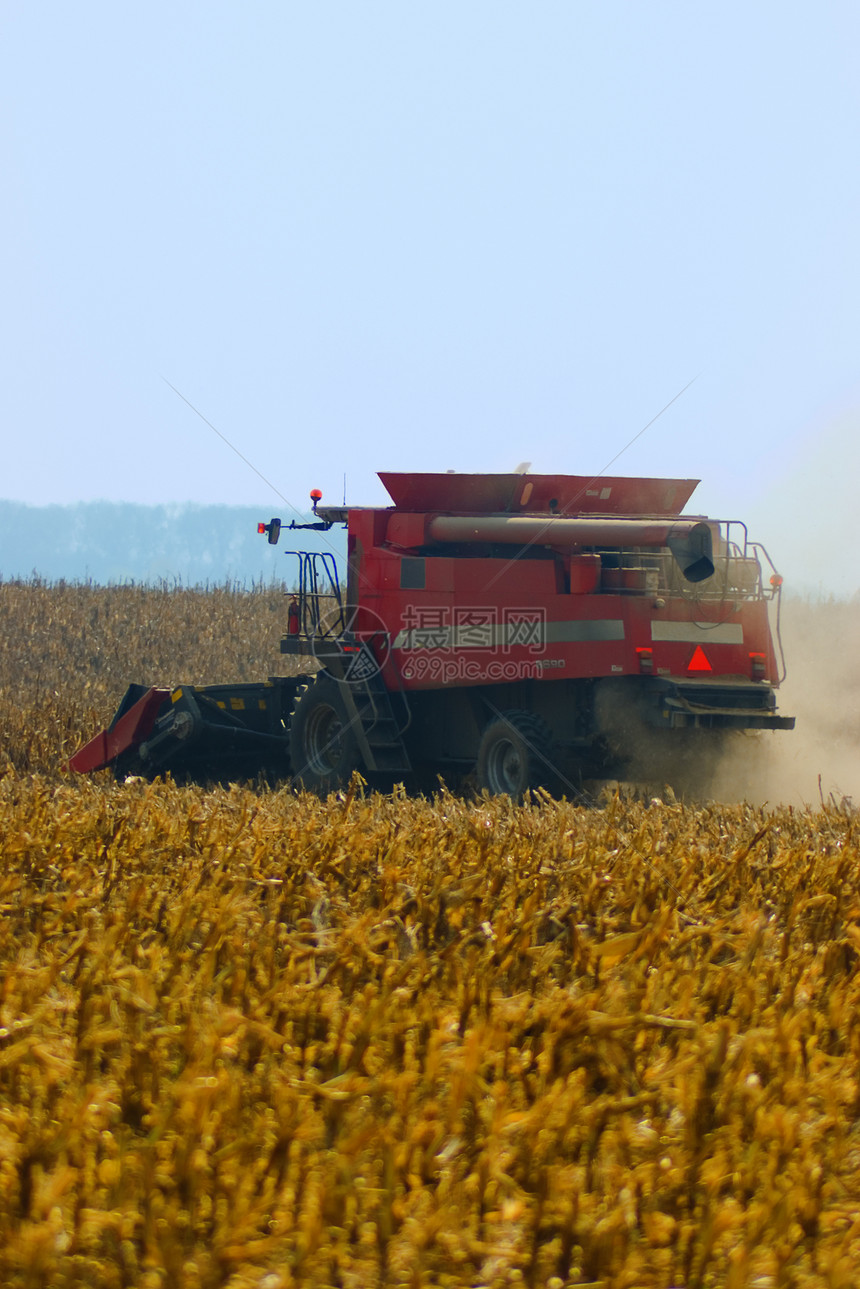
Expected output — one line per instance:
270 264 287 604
343 473 347 506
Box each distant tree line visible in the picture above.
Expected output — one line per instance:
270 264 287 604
0 500 344 587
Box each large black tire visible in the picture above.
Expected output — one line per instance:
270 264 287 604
476 710 558 799
289 673 362 794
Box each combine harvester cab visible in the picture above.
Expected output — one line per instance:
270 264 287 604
70 470 794 796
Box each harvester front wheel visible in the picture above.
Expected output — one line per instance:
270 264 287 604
289 674 361 794
476 710 557 799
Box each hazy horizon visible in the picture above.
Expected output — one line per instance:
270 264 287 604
3 4 858 595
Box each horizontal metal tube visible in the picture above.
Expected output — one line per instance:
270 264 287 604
427 514 716 583
427 514 703 547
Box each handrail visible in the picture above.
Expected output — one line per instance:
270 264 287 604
283 551 345 637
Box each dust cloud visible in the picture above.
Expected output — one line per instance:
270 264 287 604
707 597 860 808
591 597 860 808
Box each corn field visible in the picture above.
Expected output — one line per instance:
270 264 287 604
0 579 294 777
1 578 859 1287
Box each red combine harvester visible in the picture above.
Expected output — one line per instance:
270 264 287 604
70 471 794 795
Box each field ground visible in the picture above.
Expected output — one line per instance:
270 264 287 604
1 581 859 1286
1 580 858 807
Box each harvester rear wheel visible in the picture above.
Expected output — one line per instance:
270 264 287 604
289 674 361 794
476 710 557 799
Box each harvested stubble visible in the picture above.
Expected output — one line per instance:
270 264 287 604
1 774 860 1288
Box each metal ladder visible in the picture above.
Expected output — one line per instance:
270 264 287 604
315 639 412 775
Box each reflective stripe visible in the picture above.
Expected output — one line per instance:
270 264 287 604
393 618 626 650
651 621 743 644
546 620 625 643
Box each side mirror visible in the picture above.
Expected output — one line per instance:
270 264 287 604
257 518 282 546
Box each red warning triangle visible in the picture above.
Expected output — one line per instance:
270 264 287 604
688 645 712 672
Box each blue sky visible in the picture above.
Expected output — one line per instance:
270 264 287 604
2 3 859 593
